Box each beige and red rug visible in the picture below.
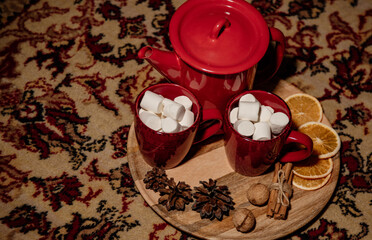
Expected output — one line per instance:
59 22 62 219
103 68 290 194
0 0 371 239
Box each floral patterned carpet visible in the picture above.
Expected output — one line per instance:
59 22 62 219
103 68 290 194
0 0 371 239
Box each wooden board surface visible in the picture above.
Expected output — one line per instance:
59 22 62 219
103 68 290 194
127 80 340 240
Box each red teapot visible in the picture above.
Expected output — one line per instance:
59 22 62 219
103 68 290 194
138 0 285 128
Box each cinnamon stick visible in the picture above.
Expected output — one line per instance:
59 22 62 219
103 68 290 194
273 163 290 214
283 163 293 181
267 162 281 217
273 193 281 214
274 163 293 219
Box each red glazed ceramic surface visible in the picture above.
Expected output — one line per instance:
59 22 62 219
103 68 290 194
223 90 313 176
138 0 285 122
134 83 200 169
169 0 269 74
134 83 221 169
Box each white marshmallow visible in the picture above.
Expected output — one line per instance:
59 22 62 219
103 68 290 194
162 100 186 121
259 105 273 122
161 117 182 133
229 107 239 124
140 90 164 114
239 93 257 103
270 112 289 135
234 120 255 137
160 98 174 118
238 101 261 122
174 95 193 110
139 111 161 131
253 122 271 140
162 98 174 108
179 110 194 129
266 106 274 114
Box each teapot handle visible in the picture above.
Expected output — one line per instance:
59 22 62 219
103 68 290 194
268 27 285 79
254 27 285 85
193 109 223 144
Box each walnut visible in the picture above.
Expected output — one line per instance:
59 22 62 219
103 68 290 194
247 183 269 206
233 208 255 233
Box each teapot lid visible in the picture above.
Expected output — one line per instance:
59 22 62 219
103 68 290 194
169 0 270 74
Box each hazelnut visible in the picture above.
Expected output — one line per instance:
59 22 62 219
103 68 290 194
247 183 270 206
233 208 256 233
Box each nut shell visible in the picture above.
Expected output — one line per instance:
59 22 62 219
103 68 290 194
247 183 269 206
233 208 255 233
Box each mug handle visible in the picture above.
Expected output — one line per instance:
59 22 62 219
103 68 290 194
193 109 223 144
280 130 313 163
255 27 285 83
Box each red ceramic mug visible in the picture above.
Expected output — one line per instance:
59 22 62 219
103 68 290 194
223 90 313 176
134 83 222 169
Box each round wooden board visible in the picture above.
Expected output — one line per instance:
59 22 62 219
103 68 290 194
127 80 340 240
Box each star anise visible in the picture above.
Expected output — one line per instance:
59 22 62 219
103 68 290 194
143 167 168 192
158 178 193 211
192 178 235 221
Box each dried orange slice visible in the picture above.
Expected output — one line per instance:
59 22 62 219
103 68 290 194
293 155 333 179
292 173 331 191
298 122 341 159
285 93 323 128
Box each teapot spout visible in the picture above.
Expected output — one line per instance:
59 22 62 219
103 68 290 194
138 46 181 83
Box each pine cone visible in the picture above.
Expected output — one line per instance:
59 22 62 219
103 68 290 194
143 167 168 192
158 178 193 211
192 179 235 221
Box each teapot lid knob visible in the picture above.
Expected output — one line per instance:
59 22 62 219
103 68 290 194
210 18 231 40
